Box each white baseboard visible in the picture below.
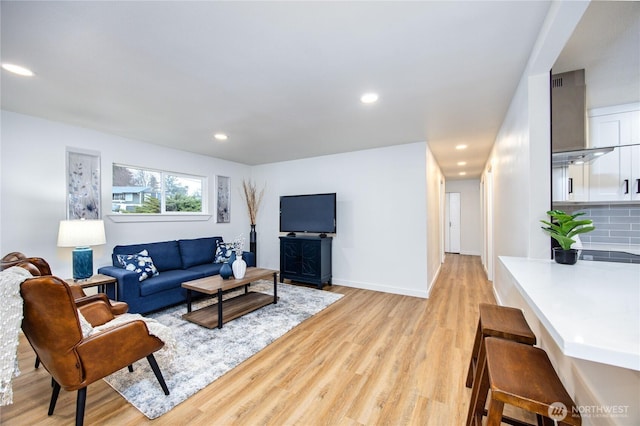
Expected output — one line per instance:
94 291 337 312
426 262 442 297
330 278 429 299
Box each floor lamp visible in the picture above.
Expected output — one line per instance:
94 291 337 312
57 219 106 281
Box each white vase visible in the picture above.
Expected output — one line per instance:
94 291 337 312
232 253 247 279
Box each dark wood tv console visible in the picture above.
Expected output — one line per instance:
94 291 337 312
279 236 332 289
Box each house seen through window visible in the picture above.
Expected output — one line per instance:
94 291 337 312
112 164 204 214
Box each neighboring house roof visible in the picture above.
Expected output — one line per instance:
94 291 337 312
112 186 151 194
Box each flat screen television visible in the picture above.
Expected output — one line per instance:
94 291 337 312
279 193 336 235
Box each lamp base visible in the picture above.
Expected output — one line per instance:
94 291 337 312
72 247 93 281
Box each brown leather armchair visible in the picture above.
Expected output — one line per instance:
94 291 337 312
1 252 128 315
20 273 170 426
2 253 132 373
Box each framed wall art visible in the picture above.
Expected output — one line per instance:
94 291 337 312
216 175 230 223
67 148 101 219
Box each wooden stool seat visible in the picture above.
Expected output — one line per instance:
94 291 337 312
467 337 581 426
466 303 537 388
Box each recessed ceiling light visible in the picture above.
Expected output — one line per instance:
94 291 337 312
360 93 379 104
459 172 467 176
455 144 467 150
1 63 34 77
214 133 228 141
457 161 467 166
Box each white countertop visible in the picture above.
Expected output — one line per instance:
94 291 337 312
580 242 640 256
499 256 640 371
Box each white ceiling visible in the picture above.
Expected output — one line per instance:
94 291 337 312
0 1 556 178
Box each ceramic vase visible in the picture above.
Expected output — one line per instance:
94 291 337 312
220 261 233 279
250 224 257 263
232 253 247 279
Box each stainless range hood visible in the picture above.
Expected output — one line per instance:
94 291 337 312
552 146 614 166
551 69 612 166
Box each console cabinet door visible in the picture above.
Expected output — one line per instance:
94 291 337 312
300 240 322 279
281 239 301 276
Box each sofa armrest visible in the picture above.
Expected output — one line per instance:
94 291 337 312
242 251 256 267
97 265 140 302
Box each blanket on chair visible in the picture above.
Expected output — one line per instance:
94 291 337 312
0 267 32 406
90 313 177 361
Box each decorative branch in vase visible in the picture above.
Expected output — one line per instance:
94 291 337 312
241 179 265 263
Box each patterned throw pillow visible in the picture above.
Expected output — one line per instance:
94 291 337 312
213 241 233 263
116 249 159 282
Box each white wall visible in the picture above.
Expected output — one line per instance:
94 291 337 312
425 146 444 294
253 142 433 298
0 113 436 297
483 1 589 274
445 179 481 256
0 111 253 278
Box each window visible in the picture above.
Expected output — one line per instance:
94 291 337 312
112 164 205 214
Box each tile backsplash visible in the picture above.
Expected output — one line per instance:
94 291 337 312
557 204 640 246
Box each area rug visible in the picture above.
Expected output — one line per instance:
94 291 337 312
103 281 343 419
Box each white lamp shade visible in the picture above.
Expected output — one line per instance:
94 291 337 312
57 219 106 247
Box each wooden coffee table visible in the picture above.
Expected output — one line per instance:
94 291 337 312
181 267 278 329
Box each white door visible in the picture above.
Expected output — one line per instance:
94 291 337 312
445 192 461 253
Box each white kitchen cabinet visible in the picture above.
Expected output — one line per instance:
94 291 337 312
552 164 588 202
588 104 640 201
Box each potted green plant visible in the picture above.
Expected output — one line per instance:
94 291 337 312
540 210 595 265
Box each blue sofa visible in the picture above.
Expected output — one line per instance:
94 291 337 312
98 236 255 314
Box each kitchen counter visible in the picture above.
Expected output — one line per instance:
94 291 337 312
498 256 640 371
580 242 640 256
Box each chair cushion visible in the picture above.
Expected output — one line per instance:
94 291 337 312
178 237 221 268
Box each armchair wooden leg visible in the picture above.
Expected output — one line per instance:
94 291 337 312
35 356 40 369
48 380 61 415
75 387 87 426
146 354 170 395
128 365 134 372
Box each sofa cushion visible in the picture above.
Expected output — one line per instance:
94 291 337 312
178 237 222 269
117 250 159 282
112 240 182 272
214 240 234 263
186 262 224 276
138 269 204 297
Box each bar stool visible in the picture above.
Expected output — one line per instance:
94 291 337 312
466 303 537 389
467 337 581 426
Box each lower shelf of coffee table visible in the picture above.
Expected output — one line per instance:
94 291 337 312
182 292 276 329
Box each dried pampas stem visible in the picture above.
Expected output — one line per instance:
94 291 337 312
242 179 265 225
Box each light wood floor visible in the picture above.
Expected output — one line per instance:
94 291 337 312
1 254 498 425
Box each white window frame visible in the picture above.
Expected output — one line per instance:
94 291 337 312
108 164 211 223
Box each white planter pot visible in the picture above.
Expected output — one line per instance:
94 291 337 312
232 254 247 279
